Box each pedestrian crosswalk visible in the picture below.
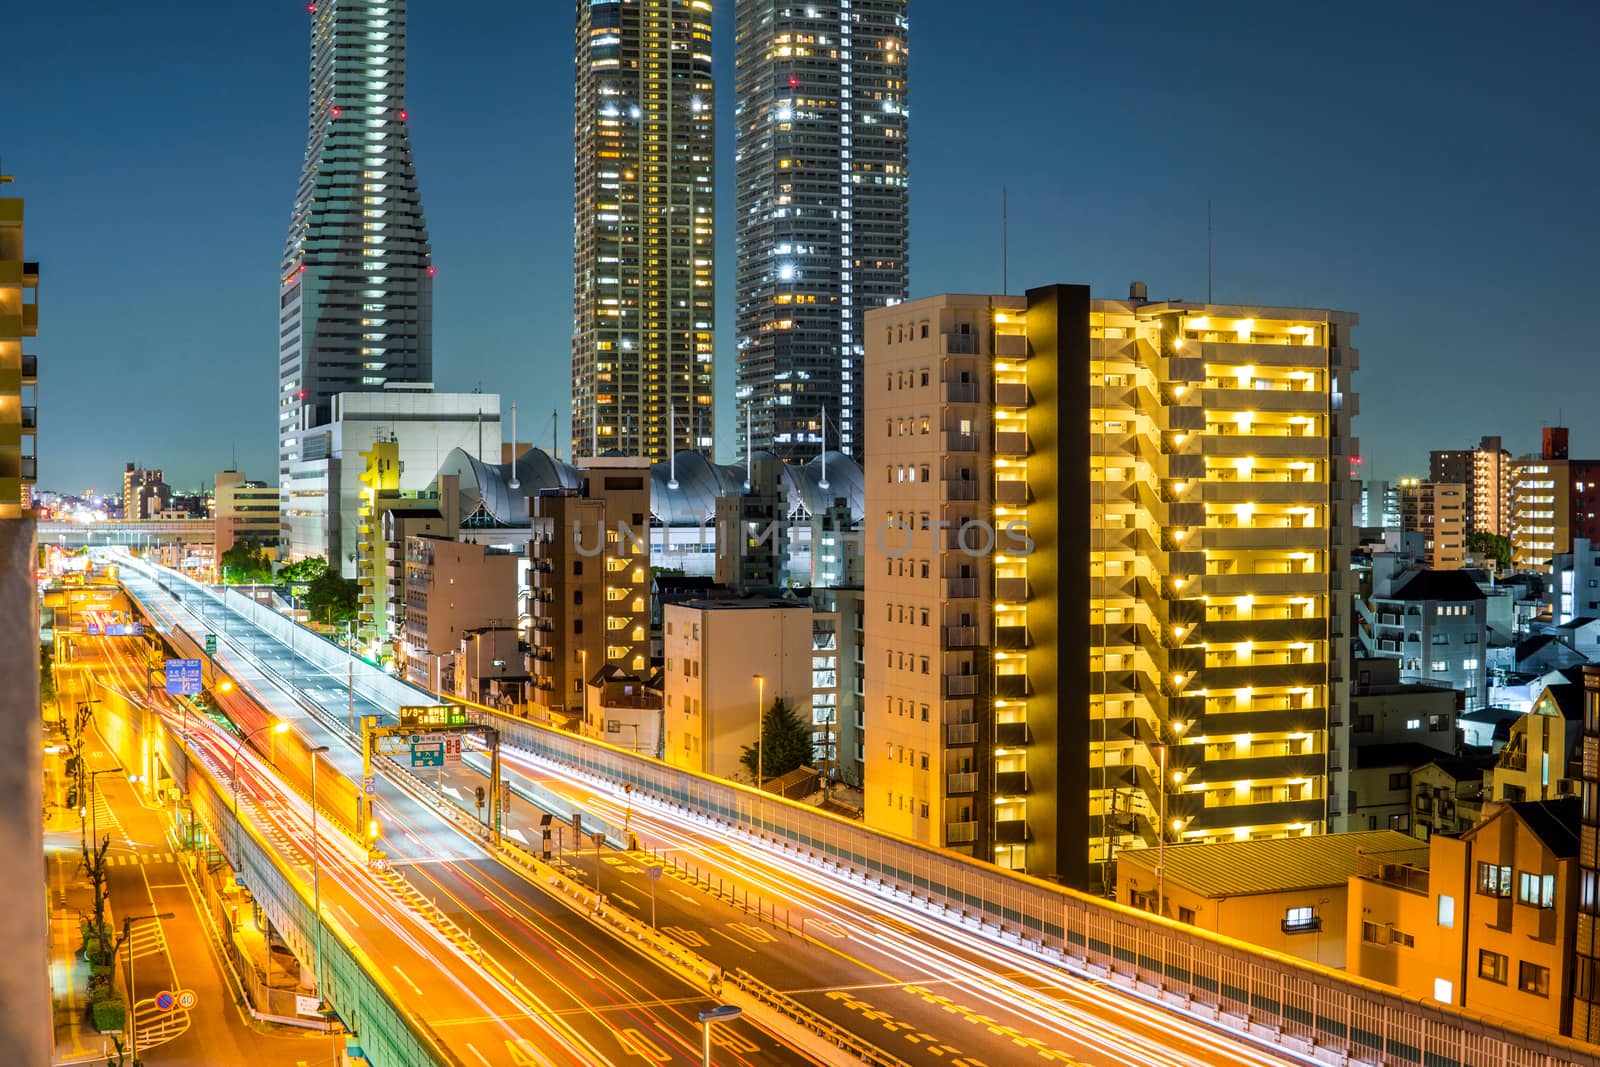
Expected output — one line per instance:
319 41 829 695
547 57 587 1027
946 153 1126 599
107 852 177 865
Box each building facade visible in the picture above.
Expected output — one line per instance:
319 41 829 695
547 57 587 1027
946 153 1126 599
863 284 1359 887
121 464 170 521
279 0 434 505
400 536 519 692
571 0 715 462
734 0 910 462
214 470 280 561
528 457 652 726
0 184 37 517
1358 565 1488 712
1511 428 1600 574
1431 435 1512 538
1399 479 1466 570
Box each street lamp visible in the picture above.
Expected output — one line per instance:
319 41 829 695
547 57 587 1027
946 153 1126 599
697 1004 743 1067
228 720 291 857
578 648 589 732
752 674 766 791
115 911 174 1059
1154 742 1167 918
82 766 124 854
308 744 331 1015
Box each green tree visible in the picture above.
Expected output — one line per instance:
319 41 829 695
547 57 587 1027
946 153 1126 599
1467 531 1511 569
740 697 814 785
218 543 273 584
278 556 329 586
302 569 359 625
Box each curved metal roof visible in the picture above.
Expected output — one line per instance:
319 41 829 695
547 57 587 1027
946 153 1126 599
432 447 864 528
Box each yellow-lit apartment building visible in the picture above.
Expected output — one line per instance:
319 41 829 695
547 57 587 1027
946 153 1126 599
864 283 1359 889
0 178 38 516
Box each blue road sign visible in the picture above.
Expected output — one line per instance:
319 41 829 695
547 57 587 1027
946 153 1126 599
698 1005 743 1023
165 659 203 696
410 743 444 768
154 991 175 1011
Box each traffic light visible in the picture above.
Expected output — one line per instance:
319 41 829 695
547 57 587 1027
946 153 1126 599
65 787 78 809
474 786 485 809
366 819 380 842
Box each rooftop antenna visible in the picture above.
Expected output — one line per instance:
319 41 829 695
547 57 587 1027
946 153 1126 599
1207 199 1214 304
551 408 559 462
667 403 680 490
819 412 832 495
1001 186 1008 296
744 403 753 492
508 403 520 490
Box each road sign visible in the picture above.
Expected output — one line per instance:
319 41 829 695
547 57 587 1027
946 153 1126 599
646 865 663 882
295 994 322 1017
398 704 468 729
176 989 197 1010
153 991 175 1012
164 659 202 696
362 775 376 796
698 1005 743 1023
410 743 445 768
205 633 217 655
445 736 462 762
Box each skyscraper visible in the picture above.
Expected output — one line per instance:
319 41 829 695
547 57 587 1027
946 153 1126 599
279 0 434 502
572 0 716 463
735 0 909 463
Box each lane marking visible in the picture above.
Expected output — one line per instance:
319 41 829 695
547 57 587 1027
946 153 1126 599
464 1043 493 1067
392 964 424 997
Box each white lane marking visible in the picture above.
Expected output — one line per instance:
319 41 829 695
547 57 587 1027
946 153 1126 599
465 1043 493 1067
337 904 361 928
392 964 424 996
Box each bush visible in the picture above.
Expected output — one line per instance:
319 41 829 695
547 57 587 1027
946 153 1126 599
89 990 126 1033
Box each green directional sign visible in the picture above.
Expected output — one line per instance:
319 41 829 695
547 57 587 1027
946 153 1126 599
410 742 445 768
205 633 217 656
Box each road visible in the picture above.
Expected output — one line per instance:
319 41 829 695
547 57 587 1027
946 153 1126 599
103 567 817 1067
113 556 1307 1067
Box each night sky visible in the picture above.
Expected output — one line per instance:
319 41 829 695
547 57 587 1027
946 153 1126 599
9 0 1596 493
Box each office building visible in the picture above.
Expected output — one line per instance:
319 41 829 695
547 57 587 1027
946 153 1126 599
0 181 37 517
528 456 652 728
1399 479 1466 570
279 0 434 502
1355 479 1401 530
1431 435 1513 537
214 470 280 562
863 284 1359 888
734 0 910 462
571 0 715 461
283 388 499 573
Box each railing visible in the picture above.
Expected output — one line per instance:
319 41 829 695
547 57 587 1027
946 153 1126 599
946 772 978 794
945 722 978 746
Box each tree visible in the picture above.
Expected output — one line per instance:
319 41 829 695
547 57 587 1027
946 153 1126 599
740 697 813 784
302 569 359 625
218 543 272 584
1467 531 1511 569
278 556 329 586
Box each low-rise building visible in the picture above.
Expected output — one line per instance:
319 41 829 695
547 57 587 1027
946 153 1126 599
1349 657 1459 750
400 536 519 692
1481 682 1582 805
1116 830 1425 969
1411 755 1492 839
1359 563 1488 711
1350 742 1450 833
1348 798 1579 1036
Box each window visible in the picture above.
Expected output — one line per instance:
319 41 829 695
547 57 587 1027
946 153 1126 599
1389 772 1411 790
1406 718 1421 730
1478 862 1513 898
1178 907 1195 925
1390 928 1414 947
1479 950 1508 984
1362 921 1386 945
1282 906 1320 933
1433 978 1453 1004
1518 872 1556 909
1462 658 1480 671
1432 660 1448 672
1519 961 1550 997
1437 894 1455 928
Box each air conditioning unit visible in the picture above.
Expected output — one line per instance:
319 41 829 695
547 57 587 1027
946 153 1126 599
1556 779 1581 797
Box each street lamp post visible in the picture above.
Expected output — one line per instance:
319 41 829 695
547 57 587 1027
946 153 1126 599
1155 742 1167 919
83 766 123 854
578 648 589 733
118 911 174 1062
228 720 290 858
697 1004 743 1067
308 744 331 1013
753 674 766 791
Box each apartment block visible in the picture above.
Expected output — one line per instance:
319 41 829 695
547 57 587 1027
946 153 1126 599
1357 564 1487 711
0 185 37 517
662 597 814 782
1574 665 1600 1041
214 470 280 561
1432 435 1513 537
1399 479 1466 570
122 463 170 521
1511 427 1600 574
400 536 519 692
863 283 1359 888
528 456 651 730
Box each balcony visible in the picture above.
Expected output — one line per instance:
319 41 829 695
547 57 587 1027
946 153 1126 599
945 480 979 501
942 333 978 355
20 406 36 431
947 772 978 795
995 625 1031 650
944 577 978 599
945 381 979 404
946 722 978 746
995 577 1030 602
994 381 1030 408
995 819 1031 844
946 431 978 453
995 674 1031 698
945 675 979 698
1281 915 1323 933
994 431 1030 456
996 721 1031 746
995 479 1029 505
995 771 1031 794
946 821 978 845
944 625 978 648
20 456 35 480
21 355 36 382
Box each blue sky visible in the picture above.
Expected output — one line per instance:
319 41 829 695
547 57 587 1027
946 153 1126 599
9 0 1597 492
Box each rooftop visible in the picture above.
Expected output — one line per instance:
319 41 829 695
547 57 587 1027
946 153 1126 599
1118 830 1426 898
1387 569 1487 603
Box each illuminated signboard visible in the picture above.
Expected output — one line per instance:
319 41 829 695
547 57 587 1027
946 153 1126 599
397 705 468 729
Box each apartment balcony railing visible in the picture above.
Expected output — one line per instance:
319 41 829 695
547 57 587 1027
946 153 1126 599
996 721 1031 746
995 819 1031 844
942 333 977 355
945 480 979 501
945 821 978 845
21 406 36 430
945 381 979 404
944 625 978 648
21 354 36 381
944 577 978 599
946 431 978 453
946 722 978 746
947 772 978 795
945 675 978 698
995 771 1031 795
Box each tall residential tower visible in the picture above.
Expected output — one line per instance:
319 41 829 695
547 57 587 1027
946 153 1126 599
572 0 716 463
735 0 909 463
278 0 434 510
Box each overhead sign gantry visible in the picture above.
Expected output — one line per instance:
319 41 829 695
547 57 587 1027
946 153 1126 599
360 705 503 845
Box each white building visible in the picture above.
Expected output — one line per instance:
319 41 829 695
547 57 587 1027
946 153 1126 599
283 387 500 575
